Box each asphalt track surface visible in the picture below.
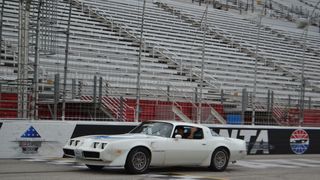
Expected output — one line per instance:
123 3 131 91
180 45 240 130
1 155 320 180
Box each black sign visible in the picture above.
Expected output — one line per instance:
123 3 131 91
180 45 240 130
69 124 320 155
71 124 136 138
210 127 320 155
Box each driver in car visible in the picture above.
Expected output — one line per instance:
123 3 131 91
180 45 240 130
176 126 198 139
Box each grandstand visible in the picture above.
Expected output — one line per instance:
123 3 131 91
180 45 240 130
0 0 319 126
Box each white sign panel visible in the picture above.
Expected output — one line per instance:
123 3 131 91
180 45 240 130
0 121 76 158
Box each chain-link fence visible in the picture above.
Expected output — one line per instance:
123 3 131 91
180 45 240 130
1 74 320 126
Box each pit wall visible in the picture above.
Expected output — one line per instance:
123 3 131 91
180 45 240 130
0 120 319 158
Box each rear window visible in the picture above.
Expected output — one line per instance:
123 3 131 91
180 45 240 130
210 129 220 137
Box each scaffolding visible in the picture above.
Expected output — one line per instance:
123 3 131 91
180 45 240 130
17 0 58 119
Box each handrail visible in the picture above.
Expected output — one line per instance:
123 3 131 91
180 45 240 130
152 44 221 90
162 1 320 92
79 0 223 92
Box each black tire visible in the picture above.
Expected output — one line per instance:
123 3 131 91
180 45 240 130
85 164 104 171
209 148 229 171
125 147 151 174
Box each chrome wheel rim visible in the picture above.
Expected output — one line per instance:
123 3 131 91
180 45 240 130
132 152 147 171
214 151 227 169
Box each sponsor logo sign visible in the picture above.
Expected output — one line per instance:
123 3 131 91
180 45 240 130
290 129 309 154
16 126 44 154
217 129 273 154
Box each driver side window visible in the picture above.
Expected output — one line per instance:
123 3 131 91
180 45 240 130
173 126 204 139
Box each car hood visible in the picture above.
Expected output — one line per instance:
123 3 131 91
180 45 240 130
76 133 162 143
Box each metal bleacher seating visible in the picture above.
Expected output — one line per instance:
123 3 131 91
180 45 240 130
0 0 319 123
156 0 320 101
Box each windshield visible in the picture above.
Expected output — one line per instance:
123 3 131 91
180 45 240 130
130 122 173 138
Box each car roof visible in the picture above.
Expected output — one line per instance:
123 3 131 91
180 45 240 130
147 120 208 129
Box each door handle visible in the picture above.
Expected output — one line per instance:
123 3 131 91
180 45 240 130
202 143 207 146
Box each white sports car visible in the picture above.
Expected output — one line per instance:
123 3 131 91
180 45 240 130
63 121 246 174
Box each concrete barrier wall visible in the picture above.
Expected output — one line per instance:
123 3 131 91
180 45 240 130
0 120 319 158
0 121 76 158
0 121 138 158
207 125 320 155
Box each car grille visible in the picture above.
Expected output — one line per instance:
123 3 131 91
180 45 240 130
83 151 100 158
63 149 75 156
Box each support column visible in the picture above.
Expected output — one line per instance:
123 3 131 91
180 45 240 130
197 2 209 124
220 89 224 106
287 95 291 122
135 0 146 122
194 87 198 103
61 1 72 121
270 91 274 122
98 77 102 111
31 0 43 120
267 89 271 121
93 75 97 120
308 97 311 110
78 80 82 98
18 0 32 119
119 96 124 121
98 76 102 119
167 85 170 102
0 0 5 65
53 74 59 120
241 88 247 123
71 79 76 99
288 95 291 108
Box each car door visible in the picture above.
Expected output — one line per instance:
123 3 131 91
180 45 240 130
163 126 210 166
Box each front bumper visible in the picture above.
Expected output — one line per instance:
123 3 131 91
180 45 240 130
63 148 100 159
63 148 75 157
63 147 128 167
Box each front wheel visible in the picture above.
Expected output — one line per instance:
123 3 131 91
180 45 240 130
209 148 229 171
125 147 151 174
85 164 104 171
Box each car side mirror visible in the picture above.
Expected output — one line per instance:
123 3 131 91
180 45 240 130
174 134 182 140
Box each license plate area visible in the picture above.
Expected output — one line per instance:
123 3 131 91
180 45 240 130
74 149 83 158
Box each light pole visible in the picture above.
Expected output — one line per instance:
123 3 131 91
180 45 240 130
0 0 5 66
197 1 209 124
135 0 146 122
252 13 263 125
298 24 307 127
297 0 320 126
62 1 72 121
18 0 32 119
31 0 42 120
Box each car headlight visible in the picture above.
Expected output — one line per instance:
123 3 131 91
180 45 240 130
69 140 74 146
93 142 99 148
101 143 107 149
75 140 80 146
92 142 107 149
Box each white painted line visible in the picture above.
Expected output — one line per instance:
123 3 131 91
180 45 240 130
294 159 320 164
47 161 75 165
22 158 47 162
72 165 87 169
237 159 299 169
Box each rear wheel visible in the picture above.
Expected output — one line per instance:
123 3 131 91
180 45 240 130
85 164 104 171
125 147 151 174
209 148 229 171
